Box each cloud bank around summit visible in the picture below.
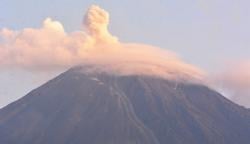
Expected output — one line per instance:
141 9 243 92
0 5 204 81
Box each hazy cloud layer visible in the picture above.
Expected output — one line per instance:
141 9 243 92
0 5 204 82
214 61 250 108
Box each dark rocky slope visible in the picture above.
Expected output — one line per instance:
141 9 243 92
0 67 249 144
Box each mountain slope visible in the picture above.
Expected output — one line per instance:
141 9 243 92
0 67 250 144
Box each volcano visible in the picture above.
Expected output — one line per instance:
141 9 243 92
0 66 250 144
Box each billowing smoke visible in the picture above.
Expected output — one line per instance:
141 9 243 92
215 61 250 108
84 5 118 44
0 5 204 82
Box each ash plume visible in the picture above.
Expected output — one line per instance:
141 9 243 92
0 5 204 82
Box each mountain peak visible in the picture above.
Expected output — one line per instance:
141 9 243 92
67 63 204 85
0 68 249 144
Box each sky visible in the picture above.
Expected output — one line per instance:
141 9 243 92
0 0 249 108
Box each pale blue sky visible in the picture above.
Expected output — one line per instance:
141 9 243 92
0 0 249 107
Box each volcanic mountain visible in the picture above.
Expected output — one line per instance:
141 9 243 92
0 66 250 144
